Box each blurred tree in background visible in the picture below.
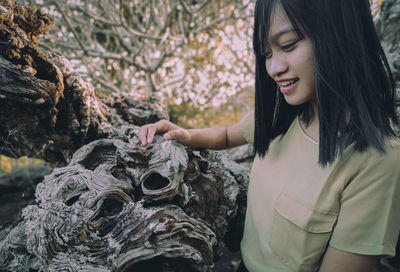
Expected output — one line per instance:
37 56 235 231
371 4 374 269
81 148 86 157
19 0 256 128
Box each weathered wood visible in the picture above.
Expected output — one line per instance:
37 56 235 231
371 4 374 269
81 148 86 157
0 48 166 165
0 130 249 271
0 0 167 165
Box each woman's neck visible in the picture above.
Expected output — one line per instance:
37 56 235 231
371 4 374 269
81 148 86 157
301 102 319 143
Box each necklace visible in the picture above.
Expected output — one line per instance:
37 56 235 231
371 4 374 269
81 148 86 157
297 116 319 145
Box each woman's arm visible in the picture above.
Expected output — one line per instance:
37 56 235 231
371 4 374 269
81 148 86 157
139 119 248 150
319 246 379 272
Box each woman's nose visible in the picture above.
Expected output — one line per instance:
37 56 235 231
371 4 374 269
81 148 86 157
266 54 288 78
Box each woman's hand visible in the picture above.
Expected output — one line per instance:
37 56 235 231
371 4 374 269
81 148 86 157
139 120 191 146
140 118 248 150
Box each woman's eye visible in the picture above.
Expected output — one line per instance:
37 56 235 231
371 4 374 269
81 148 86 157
281 41 298 51
265 51 272 59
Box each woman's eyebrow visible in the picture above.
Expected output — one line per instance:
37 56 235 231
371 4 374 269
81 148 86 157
270 27 296 41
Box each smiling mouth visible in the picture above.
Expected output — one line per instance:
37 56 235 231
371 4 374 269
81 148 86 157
278 78 299 87
279 78 299 94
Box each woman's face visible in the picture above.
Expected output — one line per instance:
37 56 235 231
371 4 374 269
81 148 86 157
265 5 316 107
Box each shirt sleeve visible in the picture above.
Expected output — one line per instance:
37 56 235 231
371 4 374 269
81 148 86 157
236 110 255 145
329 143 400 257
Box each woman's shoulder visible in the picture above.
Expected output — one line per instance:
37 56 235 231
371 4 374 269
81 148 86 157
341 137 400 176
363 137 400 161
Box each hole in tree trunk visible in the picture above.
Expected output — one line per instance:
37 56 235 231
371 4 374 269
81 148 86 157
142 172 170 190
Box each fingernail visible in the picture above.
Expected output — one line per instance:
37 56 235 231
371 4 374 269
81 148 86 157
147 138 151 143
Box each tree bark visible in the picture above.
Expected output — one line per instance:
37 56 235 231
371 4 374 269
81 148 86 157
0 0 167 165
0 135 249 271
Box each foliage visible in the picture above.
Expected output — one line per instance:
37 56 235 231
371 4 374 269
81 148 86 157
169 84 254 128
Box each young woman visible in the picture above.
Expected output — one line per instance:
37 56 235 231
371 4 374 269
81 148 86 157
139 0 400 271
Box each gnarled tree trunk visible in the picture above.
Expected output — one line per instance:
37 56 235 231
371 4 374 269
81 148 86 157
0 0 167 165
0 1 248 271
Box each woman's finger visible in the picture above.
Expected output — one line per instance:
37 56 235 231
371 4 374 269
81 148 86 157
157 120 177 133
164 131 173 141
147 125 157 144
139 120 181 146
139 125 149 146
164 129 182 141
164 129 190 145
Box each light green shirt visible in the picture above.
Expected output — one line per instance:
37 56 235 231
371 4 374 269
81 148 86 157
238 111 400 272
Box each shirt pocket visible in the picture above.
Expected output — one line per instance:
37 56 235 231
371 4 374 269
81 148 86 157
270 193 338 272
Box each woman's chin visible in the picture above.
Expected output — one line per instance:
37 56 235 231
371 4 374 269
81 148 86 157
283 95 307 106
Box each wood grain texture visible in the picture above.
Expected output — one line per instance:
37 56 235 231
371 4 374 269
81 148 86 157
0 131 249 271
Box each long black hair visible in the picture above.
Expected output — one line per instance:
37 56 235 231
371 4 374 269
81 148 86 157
253 0 398 166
